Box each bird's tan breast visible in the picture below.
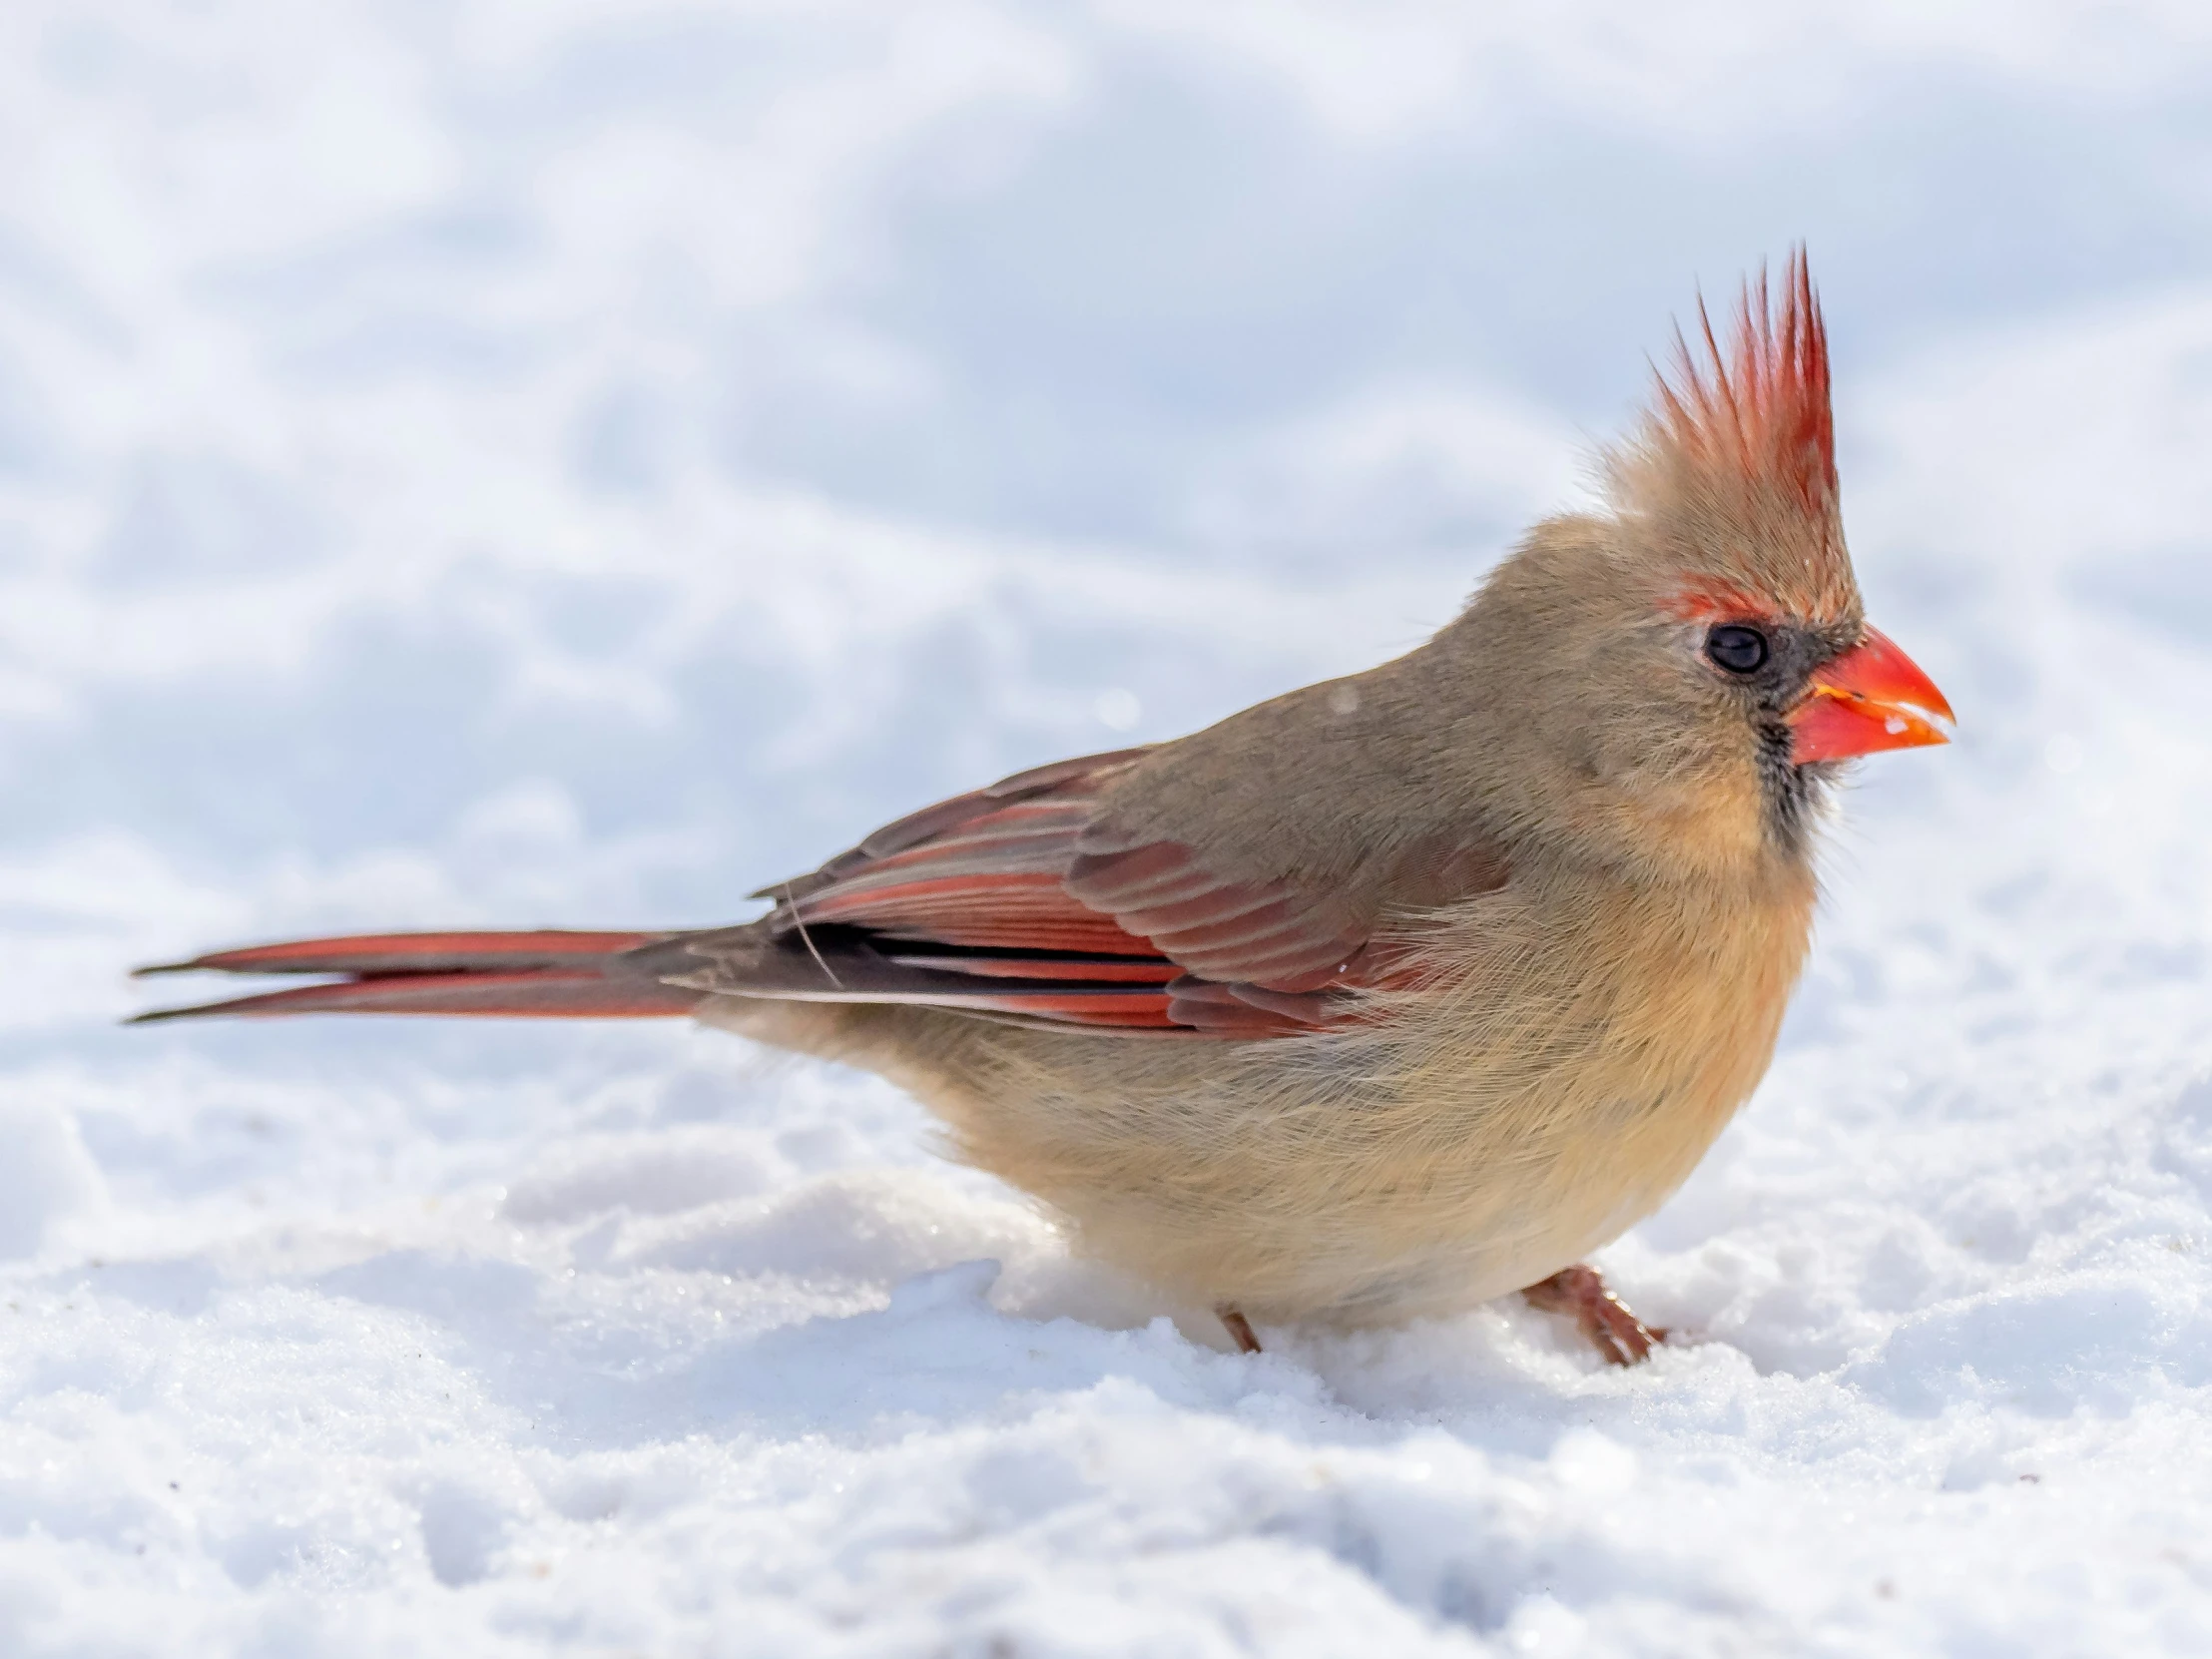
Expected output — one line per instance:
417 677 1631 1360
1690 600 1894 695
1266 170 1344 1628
1373 863 1816 1301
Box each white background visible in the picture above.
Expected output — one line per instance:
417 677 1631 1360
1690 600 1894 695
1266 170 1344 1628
6 3 2212 1653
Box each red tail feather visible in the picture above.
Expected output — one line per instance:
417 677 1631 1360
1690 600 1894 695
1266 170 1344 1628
136 929 666 978
130 929 699 1023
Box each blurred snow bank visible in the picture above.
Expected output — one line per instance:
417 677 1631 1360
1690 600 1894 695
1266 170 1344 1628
0 1100 105 1258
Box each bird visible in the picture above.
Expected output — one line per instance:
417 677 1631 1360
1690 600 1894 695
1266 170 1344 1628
133 253 1951 1366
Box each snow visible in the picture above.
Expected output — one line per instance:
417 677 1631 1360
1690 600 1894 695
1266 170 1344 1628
6 2 2212 1653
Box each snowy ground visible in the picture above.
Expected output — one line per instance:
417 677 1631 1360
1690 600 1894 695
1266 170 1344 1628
7 3 2212 1653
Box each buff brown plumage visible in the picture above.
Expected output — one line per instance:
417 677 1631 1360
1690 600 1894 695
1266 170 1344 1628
134 253 1952 1363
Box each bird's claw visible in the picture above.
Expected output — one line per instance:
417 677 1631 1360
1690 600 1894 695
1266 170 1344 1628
1216 1305 1263 1354
1521 1265 1665 1366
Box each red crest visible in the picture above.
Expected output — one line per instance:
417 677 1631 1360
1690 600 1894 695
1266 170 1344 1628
1650 248 1836 515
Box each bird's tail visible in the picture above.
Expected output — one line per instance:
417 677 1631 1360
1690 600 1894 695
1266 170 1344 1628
129 929 705 1023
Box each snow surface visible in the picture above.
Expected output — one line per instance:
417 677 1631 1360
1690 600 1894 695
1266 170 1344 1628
7 2 2212 1653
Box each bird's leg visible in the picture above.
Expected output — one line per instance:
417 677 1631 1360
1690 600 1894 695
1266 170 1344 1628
1521 1266 1664 1366
1216 1305 1263 1354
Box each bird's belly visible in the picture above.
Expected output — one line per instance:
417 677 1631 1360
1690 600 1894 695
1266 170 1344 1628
919 1023 1772 1327
1229 1136 1702 1325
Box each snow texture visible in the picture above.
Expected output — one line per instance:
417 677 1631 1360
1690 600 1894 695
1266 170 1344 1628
6 2 2212 1653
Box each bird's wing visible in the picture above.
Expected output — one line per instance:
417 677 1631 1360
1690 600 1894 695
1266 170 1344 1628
674 744 1508 1037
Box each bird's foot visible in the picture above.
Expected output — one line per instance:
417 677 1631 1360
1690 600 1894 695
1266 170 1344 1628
1521 1266 1664 1366
1216 1305 1263 1354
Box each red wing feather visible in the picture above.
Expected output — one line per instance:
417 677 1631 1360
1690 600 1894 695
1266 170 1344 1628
1064 843 1369 992
738 750 1383 1033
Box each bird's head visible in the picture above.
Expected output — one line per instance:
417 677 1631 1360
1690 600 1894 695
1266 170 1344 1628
1447 252 1952 882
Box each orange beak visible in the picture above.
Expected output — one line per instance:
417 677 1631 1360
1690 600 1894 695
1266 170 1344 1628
1787 626 1954 765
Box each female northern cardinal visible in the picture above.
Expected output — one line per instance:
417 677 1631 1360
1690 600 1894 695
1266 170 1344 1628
136 254 1950 1364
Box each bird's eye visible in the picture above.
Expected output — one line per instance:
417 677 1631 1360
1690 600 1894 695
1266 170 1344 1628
1706 624 1769 675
